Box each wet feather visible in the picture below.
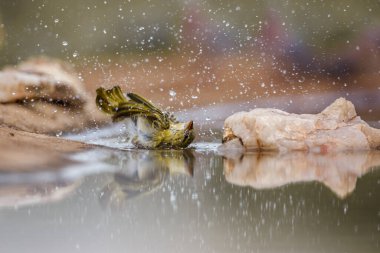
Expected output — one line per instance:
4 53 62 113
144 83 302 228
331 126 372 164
96 86 194 149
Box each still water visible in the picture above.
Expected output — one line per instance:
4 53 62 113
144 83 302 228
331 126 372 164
0 132 379 252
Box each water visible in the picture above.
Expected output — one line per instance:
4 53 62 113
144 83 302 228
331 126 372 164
0 139 379 253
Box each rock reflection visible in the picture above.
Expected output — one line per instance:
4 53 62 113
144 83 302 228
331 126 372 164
99 149 194 208
0 182 78 209
223 151 380 198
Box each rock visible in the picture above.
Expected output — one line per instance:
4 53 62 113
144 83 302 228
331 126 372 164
0 57 103 134
0 126 90 172
0 125 87 208
222 98 380 152
223 151 380 198
0 57 87 104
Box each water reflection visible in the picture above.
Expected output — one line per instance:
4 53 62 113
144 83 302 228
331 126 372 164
99 149 194 208
223 151 380 198
0 182 78 209
0 148 195 209
0 146 380 253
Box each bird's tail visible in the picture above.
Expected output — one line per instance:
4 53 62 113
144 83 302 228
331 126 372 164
95 86 128 114
96 86 172 128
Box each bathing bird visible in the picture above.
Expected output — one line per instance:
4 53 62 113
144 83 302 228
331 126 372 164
96 86 194 149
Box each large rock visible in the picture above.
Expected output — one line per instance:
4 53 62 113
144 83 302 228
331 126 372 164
0 57 104 134
222 98 380 152
0 57 87 104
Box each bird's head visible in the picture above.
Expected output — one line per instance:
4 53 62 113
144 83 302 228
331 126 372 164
157 120 194 149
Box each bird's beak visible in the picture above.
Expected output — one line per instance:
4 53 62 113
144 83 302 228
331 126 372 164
186 121 194 131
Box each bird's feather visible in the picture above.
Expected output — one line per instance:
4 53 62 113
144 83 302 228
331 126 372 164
96 86 170 129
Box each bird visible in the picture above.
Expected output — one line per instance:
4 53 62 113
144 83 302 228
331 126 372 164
95 86 194 149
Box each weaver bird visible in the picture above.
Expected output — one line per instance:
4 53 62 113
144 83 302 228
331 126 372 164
96 86 194 149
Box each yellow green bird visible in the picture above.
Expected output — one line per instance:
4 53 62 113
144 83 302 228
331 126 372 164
96 86 194 149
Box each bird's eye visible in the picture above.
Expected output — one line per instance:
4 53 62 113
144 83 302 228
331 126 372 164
184 131 189 140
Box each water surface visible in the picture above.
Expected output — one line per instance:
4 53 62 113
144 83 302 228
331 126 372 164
0 142 379 253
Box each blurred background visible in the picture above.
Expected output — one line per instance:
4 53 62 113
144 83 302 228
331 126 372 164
1 3 380 252
1 0 380 122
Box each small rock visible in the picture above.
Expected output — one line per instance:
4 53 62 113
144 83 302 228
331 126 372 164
222 98 380 152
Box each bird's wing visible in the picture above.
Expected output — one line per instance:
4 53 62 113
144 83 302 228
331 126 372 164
127 93 178 124
124 92 171 129
127 93 163 116
96 86 171 129
96 86 127 114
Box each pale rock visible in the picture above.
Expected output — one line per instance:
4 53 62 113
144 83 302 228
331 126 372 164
222 98 380 152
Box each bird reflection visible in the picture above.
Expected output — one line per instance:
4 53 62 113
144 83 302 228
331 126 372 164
223 151 380 198
99 149 194 208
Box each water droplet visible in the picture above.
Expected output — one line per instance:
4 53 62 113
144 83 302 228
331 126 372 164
343 204 348 214
169 90 176 97
298 76 305 83
170 192 176 202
